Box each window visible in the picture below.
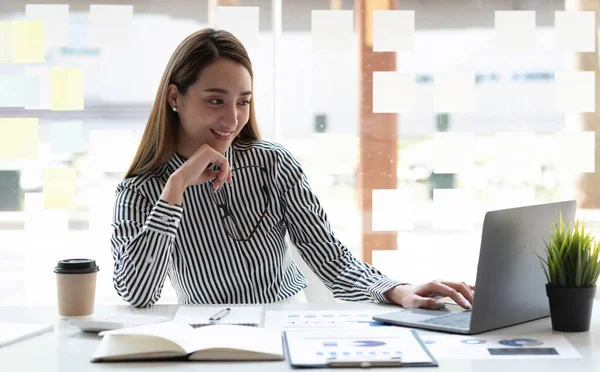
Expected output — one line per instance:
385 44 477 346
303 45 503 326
0 0 596 306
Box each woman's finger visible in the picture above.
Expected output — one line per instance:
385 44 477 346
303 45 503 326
212 179 221 191
217 168 229 186
425 281 471 309
405 294 446 310
443 281 474 304
206 148 230 180
213 159 229 185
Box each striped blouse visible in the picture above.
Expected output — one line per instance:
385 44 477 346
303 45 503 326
111 139 404 307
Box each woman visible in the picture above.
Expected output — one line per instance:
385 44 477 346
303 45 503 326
111 28 474 308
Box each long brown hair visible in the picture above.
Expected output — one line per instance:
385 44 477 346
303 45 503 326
124 28 261 179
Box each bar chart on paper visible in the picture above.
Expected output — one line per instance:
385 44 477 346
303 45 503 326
264 310 396 330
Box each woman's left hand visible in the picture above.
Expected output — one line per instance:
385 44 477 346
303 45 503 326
384 280 475 310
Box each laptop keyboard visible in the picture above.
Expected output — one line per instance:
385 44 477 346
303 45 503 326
419 311 472 329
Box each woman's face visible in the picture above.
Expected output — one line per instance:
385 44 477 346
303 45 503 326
171 59 252 154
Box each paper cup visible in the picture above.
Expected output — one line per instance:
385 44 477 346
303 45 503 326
54 259 99 319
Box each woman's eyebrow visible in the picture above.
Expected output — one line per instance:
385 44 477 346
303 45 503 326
203 88 252 96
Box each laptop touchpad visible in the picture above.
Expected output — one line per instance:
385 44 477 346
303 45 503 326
381 306 461 323
406 307 454 316
402 307 455 320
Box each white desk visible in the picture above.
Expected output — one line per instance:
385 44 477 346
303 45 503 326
0 302 598 371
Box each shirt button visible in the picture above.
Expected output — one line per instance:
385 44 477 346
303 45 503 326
160 215 169 223
147 256 154 264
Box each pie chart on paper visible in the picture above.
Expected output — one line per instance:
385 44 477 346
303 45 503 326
461 339 487 345
498 338 543 347
352 340 387 347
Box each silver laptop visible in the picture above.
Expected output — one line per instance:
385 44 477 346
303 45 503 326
372 200 576 335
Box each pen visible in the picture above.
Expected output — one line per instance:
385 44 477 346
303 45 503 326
209 307 231 322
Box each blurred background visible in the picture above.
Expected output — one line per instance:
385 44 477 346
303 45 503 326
1 0 599 305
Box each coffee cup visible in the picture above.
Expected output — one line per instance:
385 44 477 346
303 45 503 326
54 259 99 319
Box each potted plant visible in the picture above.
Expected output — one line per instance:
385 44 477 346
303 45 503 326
536 212 600 332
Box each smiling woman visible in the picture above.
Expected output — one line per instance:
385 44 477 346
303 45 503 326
124 29 260 180
110 28 475 309
167 60 254 157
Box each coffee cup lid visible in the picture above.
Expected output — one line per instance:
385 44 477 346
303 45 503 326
54 259 99 274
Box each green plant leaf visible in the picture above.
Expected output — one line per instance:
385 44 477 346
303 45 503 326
535 251 551 283
575 245 583 287
539 213 600 288
548 258 557 284
582 263 591 287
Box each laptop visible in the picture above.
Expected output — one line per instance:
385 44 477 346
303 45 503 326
372 200 577 335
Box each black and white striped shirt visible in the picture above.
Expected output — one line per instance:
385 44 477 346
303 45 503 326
111 139 404 307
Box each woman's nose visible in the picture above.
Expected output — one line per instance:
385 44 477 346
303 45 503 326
221 104 238 127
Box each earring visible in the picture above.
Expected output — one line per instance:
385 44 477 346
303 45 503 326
172 107 177 112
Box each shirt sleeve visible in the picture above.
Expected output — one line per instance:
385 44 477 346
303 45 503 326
275 145 407 303
110 181 183 307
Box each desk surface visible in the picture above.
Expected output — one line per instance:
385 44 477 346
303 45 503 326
0 302 598 372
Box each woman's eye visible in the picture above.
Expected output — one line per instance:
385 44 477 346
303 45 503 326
208 99 250 106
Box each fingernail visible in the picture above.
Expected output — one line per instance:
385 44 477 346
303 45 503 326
434 301 446 310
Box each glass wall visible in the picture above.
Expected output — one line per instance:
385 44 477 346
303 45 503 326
0 0 596 306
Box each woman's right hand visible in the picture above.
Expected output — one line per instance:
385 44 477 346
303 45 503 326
385 280 475 310
173 144 232 191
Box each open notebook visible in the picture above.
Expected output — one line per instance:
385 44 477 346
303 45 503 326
91 322 284 362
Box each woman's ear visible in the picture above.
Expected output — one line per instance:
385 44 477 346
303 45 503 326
167 84 179 111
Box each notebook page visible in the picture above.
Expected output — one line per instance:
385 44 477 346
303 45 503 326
173 306 263 327
188 325 284 360
100 321 196 352
91 334 185 361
